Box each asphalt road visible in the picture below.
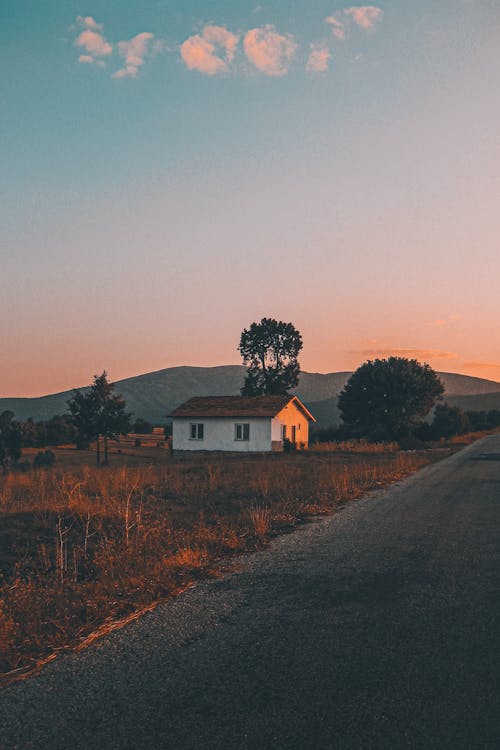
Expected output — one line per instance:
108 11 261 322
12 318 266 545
2 436 500 750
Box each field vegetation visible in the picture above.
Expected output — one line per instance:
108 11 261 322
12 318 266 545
0 443 450 682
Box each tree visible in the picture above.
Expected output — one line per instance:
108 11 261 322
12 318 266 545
338 357 444 441
238 317 303 395
67 388 100 452
67 372 131 464
44 415 78 446
0 411 23 473
132 418 153 434
430 403 470 439
20 418 37 448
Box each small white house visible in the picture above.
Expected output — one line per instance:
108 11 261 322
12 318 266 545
169 395 316 453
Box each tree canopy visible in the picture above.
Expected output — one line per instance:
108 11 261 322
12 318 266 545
238 317 303 395
67 372 131 464
338 357 444 440
0 411 22 472
430 403 470 439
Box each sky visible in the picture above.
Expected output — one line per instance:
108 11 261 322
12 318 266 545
1 0 500 396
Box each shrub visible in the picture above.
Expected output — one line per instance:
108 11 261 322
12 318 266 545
431 404 470 439
34 450 56 469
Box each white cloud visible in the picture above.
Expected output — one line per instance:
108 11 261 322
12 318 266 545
325 6 382 40
76 16 103 32
244 25 297 77
307 43 331 73
350 347 458 360
325 15 346 40
429 314 464 328
180 25 239 75
74 16 112 64
113 32 154 79
344 6 383 31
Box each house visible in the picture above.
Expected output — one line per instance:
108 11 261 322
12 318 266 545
169 395 316 453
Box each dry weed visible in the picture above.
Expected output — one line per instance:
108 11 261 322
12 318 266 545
0 445 448 679
249 504 272 539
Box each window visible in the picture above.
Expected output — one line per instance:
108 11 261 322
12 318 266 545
235 423 250 441
190 423 204 440
281 425 287 441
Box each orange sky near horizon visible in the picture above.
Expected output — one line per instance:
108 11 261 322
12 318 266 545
2 1 500 398
4 312 500 398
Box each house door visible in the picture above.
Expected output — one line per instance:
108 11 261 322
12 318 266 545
291 426 296 444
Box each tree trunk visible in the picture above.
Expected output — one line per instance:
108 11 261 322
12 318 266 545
104 434 108 465
96 434 100 465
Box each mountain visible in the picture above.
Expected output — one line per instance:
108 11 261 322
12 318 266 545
1 366 500 429
445 392 500 413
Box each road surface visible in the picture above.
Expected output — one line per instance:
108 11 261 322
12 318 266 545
1 435 500 749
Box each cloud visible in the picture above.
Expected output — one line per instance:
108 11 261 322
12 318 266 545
76 16 102 32
151 38 168 56
344 6 383 31
462 361 500 371
244 25 297 76
429 314 464 327
113 32 154 79
180 25 239 75
350 348 458 361
325 6 382 40
75 16 112 64
306 43 331 73
325 16 346 40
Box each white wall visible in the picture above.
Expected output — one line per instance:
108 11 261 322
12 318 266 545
172 417 272 452
271 401 310 447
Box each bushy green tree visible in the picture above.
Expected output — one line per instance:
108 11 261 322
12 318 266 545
238 318 303 395
338 357 444 441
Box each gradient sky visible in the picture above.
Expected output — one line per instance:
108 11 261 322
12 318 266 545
1 0 500 396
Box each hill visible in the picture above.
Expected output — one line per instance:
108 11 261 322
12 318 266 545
1 366 500 429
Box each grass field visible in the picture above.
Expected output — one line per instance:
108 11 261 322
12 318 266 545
0 439 476 682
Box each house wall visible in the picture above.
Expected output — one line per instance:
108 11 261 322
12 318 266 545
172 417 272 452
271 401 310 448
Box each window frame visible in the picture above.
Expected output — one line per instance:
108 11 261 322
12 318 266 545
189 423 204 440
234 423 250 441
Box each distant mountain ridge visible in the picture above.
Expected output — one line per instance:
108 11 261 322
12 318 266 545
1 366 500 429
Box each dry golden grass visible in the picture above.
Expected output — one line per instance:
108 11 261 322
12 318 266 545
0 445 458 681
310 439 400 453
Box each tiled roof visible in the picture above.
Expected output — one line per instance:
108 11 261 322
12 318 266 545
169 395 312 419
